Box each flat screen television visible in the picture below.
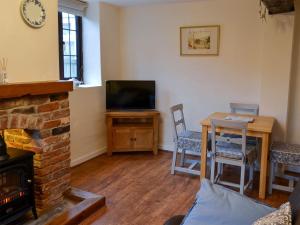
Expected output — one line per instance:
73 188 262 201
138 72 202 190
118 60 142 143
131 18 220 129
106 80 156 110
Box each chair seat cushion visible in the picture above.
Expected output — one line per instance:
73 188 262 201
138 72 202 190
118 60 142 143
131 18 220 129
271 142 300 166
216 142 257 163
181 179 275 225
177 130 210 153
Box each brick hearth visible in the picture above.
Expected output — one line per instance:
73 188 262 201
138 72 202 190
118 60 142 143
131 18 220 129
0 81 73 212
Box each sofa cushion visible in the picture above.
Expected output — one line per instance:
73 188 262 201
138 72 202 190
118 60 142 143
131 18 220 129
252 202 292 225
181 179 275 225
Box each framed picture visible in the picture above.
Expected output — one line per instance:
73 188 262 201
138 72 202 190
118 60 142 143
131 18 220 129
180 25 220 56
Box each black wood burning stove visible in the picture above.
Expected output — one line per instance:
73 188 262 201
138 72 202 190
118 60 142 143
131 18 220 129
0 135 37 225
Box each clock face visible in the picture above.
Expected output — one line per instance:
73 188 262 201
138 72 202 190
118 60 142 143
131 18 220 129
21 0 46 28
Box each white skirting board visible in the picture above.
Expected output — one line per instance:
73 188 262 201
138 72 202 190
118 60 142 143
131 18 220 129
70 147 107 167
70 144 201 168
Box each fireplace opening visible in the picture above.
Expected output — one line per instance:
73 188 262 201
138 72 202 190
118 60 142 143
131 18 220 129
0 132 37 225
0 169 26 206
0 132 8 161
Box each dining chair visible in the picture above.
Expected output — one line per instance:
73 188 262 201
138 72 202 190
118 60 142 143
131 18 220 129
170 104 210 176
269 142 300 194
210 119 256 195
230 103 259 115
229 103 259 144
229 103 260 168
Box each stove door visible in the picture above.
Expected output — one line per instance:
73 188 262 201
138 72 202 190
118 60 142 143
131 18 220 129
0 163 34 222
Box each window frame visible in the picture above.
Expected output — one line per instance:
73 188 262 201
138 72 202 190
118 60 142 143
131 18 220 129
58 12 83 81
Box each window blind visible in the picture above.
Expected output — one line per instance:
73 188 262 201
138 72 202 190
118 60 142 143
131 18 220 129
58 0 88 16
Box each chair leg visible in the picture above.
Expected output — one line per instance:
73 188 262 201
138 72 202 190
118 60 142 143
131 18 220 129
210 158 216 183
216 163 222 182
171 145 178 175
268 161 275 195
289 179 294 189
180 149 186 167
217 163 222 175
240 164 246 195
220 163 224 175
206 159 211 175
249 164 254 189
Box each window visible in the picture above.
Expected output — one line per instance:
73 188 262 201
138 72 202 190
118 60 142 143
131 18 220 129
58 12 83 81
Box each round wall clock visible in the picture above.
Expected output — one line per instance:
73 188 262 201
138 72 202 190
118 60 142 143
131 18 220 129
20 0 46 28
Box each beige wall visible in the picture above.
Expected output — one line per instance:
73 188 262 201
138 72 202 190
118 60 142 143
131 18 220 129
119 0 294 150
100 2 121 81
288 1 300 144
0 0 59 82
259 15 294 141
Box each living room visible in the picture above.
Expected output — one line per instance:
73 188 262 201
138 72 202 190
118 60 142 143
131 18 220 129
0 0 300 224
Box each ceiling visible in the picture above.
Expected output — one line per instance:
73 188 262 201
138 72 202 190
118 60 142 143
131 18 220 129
98 0 203 7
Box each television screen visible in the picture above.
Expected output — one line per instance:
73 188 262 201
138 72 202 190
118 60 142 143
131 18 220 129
106 80 155 110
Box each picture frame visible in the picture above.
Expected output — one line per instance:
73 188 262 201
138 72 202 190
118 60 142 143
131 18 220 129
180 25 220 56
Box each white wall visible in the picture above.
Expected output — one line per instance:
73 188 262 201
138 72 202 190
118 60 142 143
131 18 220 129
70 2 122 166
69 87 106 166
287 1 300 144
82 0 102 86
119 0 294 150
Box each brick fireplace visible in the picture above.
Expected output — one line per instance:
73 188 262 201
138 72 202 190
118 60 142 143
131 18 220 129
0 81 73 212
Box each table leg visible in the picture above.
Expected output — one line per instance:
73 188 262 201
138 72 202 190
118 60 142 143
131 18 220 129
259 133 270 199
200 125 208 180
153 115 159 155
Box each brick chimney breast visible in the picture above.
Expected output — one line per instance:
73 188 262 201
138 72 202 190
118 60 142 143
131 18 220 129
0 81 73 212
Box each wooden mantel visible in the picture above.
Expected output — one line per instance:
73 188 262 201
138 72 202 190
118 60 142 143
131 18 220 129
0 81 73 99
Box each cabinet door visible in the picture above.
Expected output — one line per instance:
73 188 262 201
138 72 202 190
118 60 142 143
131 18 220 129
133 128 154 149
112 128 133 150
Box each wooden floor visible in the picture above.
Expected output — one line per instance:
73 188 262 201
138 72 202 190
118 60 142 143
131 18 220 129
70 151 289 225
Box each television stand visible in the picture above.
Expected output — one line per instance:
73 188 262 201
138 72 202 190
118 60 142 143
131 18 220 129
105 110 160 156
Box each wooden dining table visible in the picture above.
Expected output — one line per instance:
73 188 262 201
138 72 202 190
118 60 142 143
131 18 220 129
200 112 275 199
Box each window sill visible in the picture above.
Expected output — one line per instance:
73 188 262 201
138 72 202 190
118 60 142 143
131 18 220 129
72 83 102 90
78 84 102 88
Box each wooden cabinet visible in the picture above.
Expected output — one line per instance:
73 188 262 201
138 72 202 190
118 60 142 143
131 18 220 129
112 128 132 150
133 128 154 149
106 111 160 155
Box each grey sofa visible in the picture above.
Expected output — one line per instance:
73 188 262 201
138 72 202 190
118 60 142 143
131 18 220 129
164 179 300 225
